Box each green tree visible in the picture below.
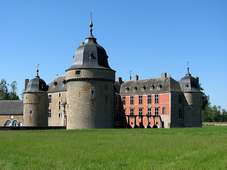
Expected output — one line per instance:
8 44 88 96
0 79 8 99
0 79 19 100
8 81 19 100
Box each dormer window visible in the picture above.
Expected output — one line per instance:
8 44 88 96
54 82 57 86
150 85 155 90
90 53 96 59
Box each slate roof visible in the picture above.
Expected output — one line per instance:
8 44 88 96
48 76 66 93
0 100 23 115
25 76 48 92
120 76 182 96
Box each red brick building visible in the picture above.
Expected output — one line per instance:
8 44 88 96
115 71 206 128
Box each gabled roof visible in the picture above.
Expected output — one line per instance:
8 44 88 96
0 100 23 115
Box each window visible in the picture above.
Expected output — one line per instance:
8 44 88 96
59 101 61 110
155 107 159 116
59 93 61 97
179 109 183 120
162 107 166 114
155 94 159 104
147 95 152 104
130 108 134 115
48 95 52 103
122 96 126 105
139 108 143 115
75 70 81 75
48 109 51 117
104 84 108 91
130 96 134 105
139 96 143 104
178 95 182 104
147 108 152 115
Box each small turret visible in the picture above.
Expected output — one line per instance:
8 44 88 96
23 67 49 127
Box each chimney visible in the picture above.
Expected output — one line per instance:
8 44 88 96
135 75 139 81
161 73 168 79
118 77 123 84
25 79 29 90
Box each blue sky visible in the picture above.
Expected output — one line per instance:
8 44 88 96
0 0 226 109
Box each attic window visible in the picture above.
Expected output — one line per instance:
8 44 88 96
142 86 146 90
159 85 163 89
134 87 138 91
186 84 189 88
151 85 155 90
125 87 130 92
63 80 66 84
54 82 58 86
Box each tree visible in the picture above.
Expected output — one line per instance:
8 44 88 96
0 79 19 100
0 79 8 99
8 81 19 100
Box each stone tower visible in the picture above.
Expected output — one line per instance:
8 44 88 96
180 67 203 127
65 19 115 129
23 69 49 127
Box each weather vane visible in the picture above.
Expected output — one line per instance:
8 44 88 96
89 12 93 37
186 61 190 75
36 64 40 77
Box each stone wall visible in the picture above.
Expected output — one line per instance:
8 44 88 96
48 91 66 126
65 68 115 129
23 92 48 127
0 115 23 126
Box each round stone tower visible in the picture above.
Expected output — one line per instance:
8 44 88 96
180 67 203 127
23 69 49 127
65 20 115 129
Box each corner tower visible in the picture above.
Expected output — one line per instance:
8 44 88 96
23 69 49 127
65 19 115 129
180 67 203 127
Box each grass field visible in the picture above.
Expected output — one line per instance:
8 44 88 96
0 127 227 170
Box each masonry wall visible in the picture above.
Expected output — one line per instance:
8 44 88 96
183 92 203 127
23 92 48 127
48 91 66 126
65 68 115 129
0 115 23 126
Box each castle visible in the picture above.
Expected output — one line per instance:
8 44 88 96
0 20 206 129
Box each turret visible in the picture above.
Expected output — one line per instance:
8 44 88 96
180 67 203 127
65 17 115 129
23 68 49 127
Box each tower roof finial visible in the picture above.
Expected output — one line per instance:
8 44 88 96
186 61 191 75
36 64 40 78
89 12 93 37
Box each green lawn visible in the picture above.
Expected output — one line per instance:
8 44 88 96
0 127 227 170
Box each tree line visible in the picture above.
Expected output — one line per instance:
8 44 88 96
202 103 227 122
0 79 19 100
